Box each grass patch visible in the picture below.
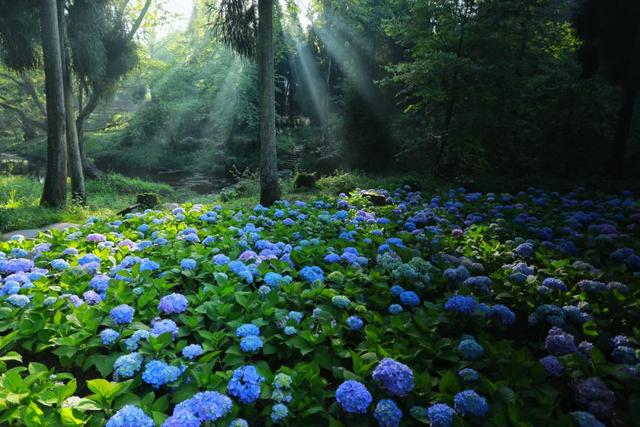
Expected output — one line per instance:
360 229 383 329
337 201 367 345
0 174 194 233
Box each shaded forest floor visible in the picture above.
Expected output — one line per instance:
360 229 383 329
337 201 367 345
2 171 640 234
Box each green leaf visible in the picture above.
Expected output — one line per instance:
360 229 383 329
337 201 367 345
438 370 460 395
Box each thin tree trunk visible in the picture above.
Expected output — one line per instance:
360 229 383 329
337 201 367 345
39 0 67 208
611 25 640 177
58 0 86 204
76 90 103 179
258 0 280 206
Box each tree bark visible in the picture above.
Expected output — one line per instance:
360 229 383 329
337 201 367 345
58 0 86 204
258 0 280 206
611 24 640 177
39 0 67 208
75 90 104 179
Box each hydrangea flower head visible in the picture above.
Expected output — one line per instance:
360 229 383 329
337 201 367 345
240 335 263 353
182 344 203 360
106 405 154 427
142 360 182 388
158 293 188 314
400 291 420 307
427 403 455 427
228 365 264 404
114 353 143 378
445 295 477 314
100 329 120 345
236 324 260 337
336 380 372 413
187 391 233 421
299 266 324 284
270 403 289 422
346 316 364 331
110 304 135 324
453 390 488 416
540 355 564 377
372 358 414 397
374 399 403 427
180 258 197 270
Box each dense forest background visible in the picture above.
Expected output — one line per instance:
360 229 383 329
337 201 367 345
0 0 638 190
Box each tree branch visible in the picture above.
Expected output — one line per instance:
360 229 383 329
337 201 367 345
20 72 47 117
126 0 152 42
0 95 47 130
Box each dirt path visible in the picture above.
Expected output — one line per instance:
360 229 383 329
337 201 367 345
0 222 80 241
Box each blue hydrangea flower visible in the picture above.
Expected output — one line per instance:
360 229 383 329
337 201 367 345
287 311 303 324
114 353 143 378
458 336 484 360
100 329 120 345
336 380 372 413
106 405 154 427
284 326 297 335
236 324 260 337
264 272 285 287
180 258 197 270
228 365 264 404
6 294 29 308
374 399 403 427
270 403 289 423
540 355 564 377
388 304 403 314
346 316 364 331
110 304 135 324
240 335 263 353
158 293 188 314
187 391 233 421
182 344 203 360
458 368 479 382
161 408 200 427
541 277 567 292
151 319 179 339
299 266 324 284
51 259 70 271
427 403 455 427
142 360 182 388
390 285 404 296
400 291 420 307
453 390 488 417
575 377 615 419
372 358 414 397
229 419 249 427
83 290 102 305
89 274 110 293
490 304 516 325
444 295 477 314
125 330 150 351
213 254 231 265
545 327 576 355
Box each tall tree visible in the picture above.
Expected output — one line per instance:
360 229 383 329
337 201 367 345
210 0 281 206
574 0 640 176
58 0 86 204
39 0 68 208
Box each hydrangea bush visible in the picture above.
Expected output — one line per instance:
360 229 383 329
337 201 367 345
0 187 639 426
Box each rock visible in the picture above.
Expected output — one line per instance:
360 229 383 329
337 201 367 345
362 191 389 206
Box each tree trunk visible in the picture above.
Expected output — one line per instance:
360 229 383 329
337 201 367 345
58 0 86 204
76 88 104 179
39 0 67 208
258 0 280 206
611 25 640 177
